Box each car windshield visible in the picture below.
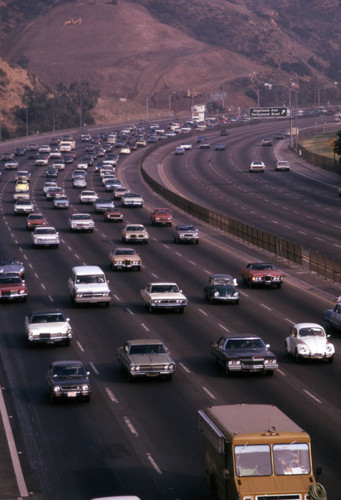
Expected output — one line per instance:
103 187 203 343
36 228 56 234
129 344 166 355
250 264 275 271
150 284 179 293
0 259 22 266
115 250 136 256
156 209 169 214
212 275 232 284
0 276 21 284
73 214 91 220
76 275 105 284
52 365 86 378
127 226 143 231
29 215 44 220
31 313 65 323
235 444 271 477
298 327 324 337
178 225 195 231
273 443 311 476
226 339 265 350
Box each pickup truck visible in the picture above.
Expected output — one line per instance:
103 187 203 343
151 208 172 226
323 302 341 332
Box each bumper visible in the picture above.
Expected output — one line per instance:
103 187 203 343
28 333 72 344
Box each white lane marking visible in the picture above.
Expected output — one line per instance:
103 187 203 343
106 387 118 403
41 283 46 290
124 416 139 436
203 269 211 275
188 260 196 266
218 323 230 333
76 340 85 352
179 362 191 373
303 389 322 404
198 308 208 317
146 453 163 475
151 272 158 279
277 369 286 376
175 251 182 256
0 386 29 497
141 323 150 332
90 362 99 375
113 294 120 301
261 303 271 311
48 295 54 302
202 386 216 399
126 307 134 315
284 317 295 324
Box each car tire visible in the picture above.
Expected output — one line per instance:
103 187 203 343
277 283 282 289
83 395 91 402
294 349 301 363
179 307 184 313
50 393 56 404
165 374 173 381
225 364 230 376
63 339 71 347
327 356 334 363
149 305 153 313
234 299 239 305
266 370 274 376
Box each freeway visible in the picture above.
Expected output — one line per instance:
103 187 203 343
0 122 340 500
142 119 341 260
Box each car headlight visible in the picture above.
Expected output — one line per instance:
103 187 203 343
326 344 334 354
233 292 239 297
297 343 309 354
54 386 61 392
131 365 140 372
228 360 241 366
82 384 89 391
167 363 175 371
264 359 277 365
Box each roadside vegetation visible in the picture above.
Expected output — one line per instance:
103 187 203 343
300 131 341 160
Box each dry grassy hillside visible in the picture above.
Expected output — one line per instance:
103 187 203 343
0 0 340 126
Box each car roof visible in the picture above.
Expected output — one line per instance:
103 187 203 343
293 322 324 329
50 360 84 367
71 265 104 275
125 339 164 346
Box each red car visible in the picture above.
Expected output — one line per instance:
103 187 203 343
151 208 173 227
104 208 123 222
26 213 48 230
0 274 27 302
241 263 283 288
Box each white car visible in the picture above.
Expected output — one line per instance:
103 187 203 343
25 310 72 346
69 213 95 232
249 161 265 173
32 227 60 248
175 147 185 155
140 282 188 313
121 193 144 207
80 190 98 203
180 143 192 150
285 323 335 363
68 265 111 306
14 199 34 214
275 160 290 171
73 176 87 188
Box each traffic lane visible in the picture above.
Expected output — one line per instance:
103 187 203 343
160 147 341 257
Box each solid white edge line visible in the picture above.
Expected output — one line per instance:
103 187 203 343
76 340 85 352
303 389 322 404
0 386 29 497
179 362 191 373
89 362 99 375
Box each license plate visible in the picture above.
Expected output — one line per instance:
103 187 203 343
67 392 77 397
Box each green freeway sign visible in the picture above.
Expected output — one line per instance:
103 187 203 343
249 107 288 118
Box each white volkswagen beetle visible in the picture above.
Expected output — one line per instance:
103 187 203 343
285 322 334 363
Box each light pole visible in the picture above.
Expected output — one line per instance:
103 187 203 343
249 72 260 106
168 92 176 116
146 93 153 122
